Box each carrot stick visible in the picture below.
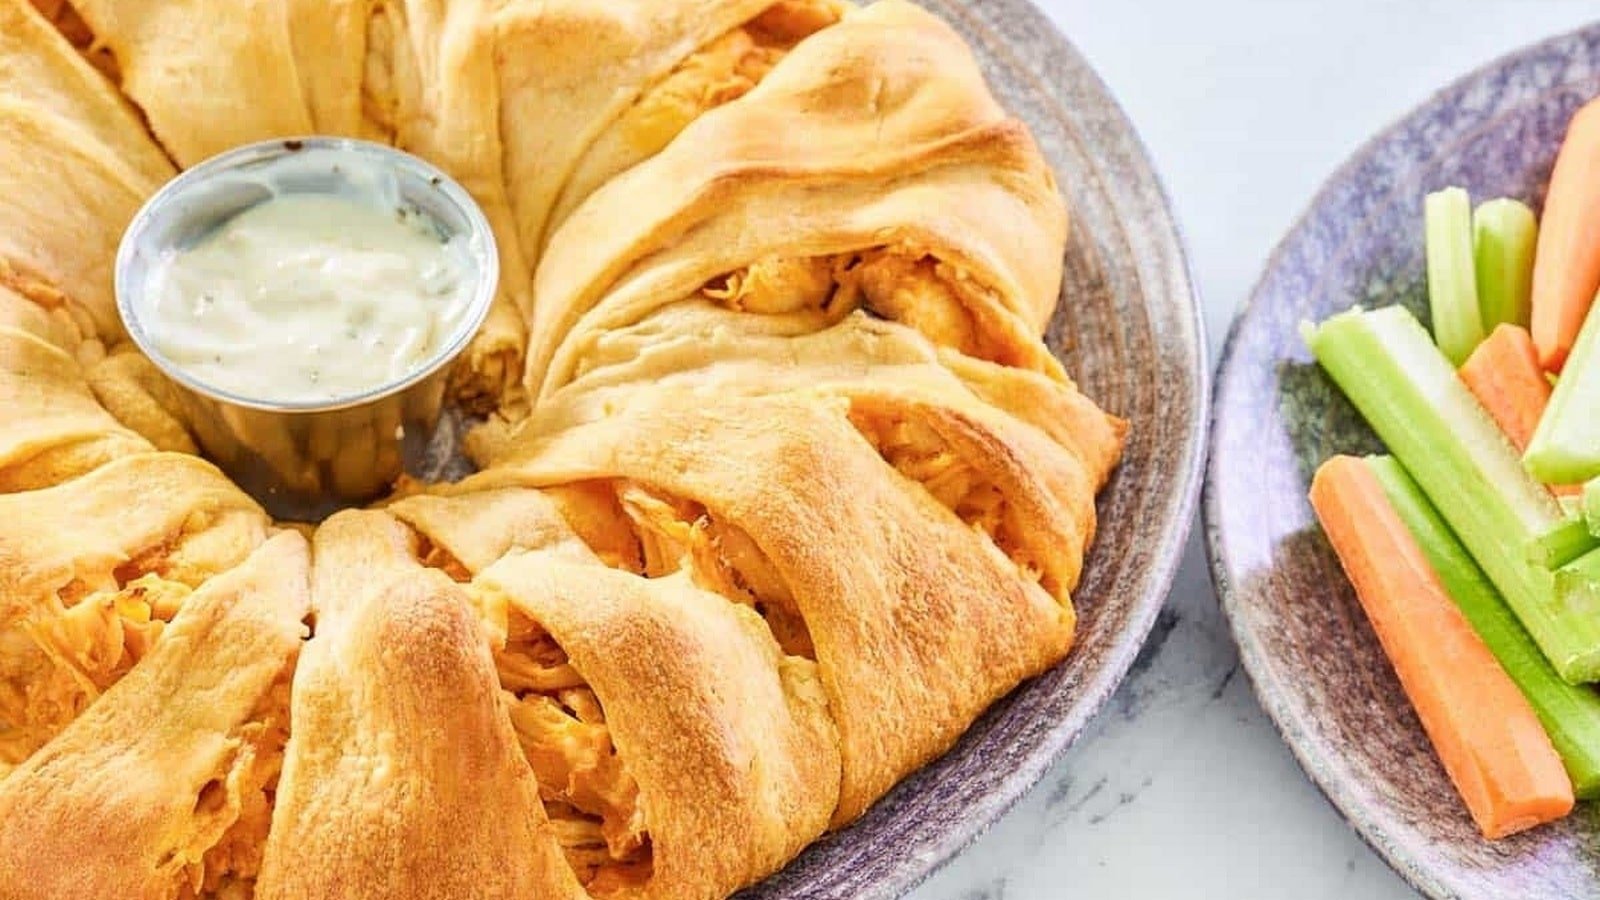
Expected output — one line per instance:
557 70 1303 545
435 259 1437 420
1459 324 1582 497
1531 96 1600 372
1310 455 1575 839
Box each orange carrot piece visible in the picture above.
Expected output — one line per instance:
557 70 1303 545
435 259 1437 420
1459 324 1582 497
1532 97 1600 372
1310 455 1575 839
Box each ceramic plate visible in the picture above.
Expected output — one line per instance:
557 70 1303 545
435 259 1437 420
743 0 1207 896
1208 22 1600 900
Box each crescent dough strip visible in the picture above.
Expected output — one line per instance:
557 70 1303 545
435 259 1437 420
0 327 150 493
284 0 371 137
464 392 1072 824
86 349 202 455
0 97 160 342
0 454 271 773
543 0 847 240
1 0 172 183
64 0 314 166
387 486 597 575
0 531 310 900
256 510 583 900
0 453 269 627
493 0 776 265
525 0 1066 400
474 551 840 900
0 284 92 360
533 300 1123 493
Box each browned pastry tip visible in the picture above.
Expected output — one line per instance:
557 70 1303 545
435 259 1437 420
475 550 839 900
255 510 583 900
0 530 311 900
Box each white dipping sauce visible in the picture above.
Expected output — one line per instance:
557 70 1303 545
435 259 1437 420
142 192 474 403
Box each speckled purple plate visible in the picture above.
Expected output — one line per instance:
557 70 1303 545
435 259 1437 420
1208 22 1600 900
732 0 1207 897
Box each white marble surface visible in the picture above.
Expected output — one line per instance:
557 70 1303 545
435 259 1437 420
912 3 1599 898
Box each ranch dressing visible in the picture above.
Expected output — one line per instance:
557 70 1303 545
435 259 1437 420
142 191 475 403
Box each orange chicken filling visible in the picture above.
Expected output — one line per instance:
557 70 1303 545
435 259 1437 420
850 410 1049 591
616 0 843 160
700 248 1017 366
497 611 652 893
0 509 267 773
616 481 815 659
411 531 651 892
183 675 294 900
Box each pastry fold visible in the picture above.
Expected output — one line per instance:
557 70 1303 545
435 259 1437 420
0 326 150 492
0 97 160 343
483 303 1123 605
256 510 582 900
465 392 1073 824
474 550 839 900
492 0 838 264
1 0 173 184
63 0 314 166
388 485 597 574
0 531 310 900
523 0 1066 401
0 453 270 772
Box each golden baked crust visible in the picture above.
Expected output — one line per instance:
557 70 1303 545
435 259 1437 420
524 0 1068 401
0 0 1126 897
0 531 309 897
256 511 582 900
463 391 1077 823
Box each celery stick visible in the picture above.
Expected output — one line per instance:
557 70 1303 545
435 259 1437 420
1473 198 1538 330
1586 477 1600 537
1303 305 1600 682
1557 548 1600 616
1369 455 1600 796
1528 517 1600 570
1526 290 1600 483
1426 187 1487 364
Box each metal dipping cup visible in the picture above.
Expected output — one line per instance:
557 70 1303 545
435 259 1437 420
115 138 499 522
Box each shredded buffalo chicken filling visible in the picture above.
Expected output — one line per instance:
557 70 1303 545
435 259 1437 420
700 249 1014 365
618 0 842 159
850 411 1047 590
182 675 294 900
616 482 814 659
410 526 652 892
0 572 182 772
498 611 652 893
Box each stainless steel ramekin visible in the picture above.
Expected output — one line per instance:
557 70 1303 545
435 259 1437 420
115 137 498 522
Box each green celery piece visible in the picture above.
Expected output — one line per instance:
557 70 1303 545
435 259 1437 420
1557 550 1600 683
1369 455 1600 797
1303 305 1600 682
1472 198 1538 330
1526 289 1600 483
1586 477 1600 537
1426 187 1487 364
1529 517 1600 570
